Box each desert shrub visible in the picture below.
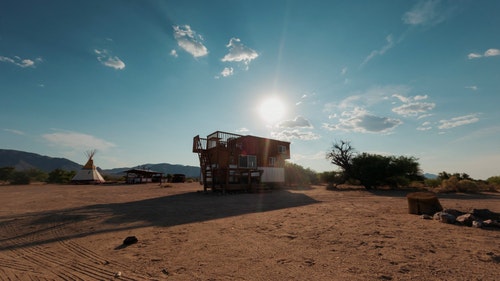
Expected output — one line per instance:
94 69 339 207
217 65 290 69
10 171 31 185
47 169 75 184
409 181 427 190
424 178 442 188
456 179 479 193
0 167 15 182
487 176 500 185
435 176 459 193
434 177 489 193
285 162 318 187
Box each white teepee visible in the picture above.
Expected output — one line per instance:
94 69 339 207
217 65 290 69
71 150 105 183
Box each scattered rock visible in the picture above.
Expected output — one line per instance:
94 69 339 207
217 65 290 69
443 208 465 217
114 271 122 278
456 214 476 226
469 209 500 220
421 214 433 220
123 236 138 245
433 212 456 224
483 219 500 228
162 268 169 275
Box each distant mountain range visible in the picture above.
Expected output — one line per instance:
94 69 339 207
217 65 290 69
0 149 82 172
0 149 201 178
0 149 438 180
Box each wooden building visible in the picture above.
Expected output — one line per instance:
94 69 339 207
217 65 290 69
124 169 164 184
192 131 290 192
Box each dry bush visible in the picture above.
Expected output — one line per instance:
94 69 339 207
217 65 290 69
432 176 498 193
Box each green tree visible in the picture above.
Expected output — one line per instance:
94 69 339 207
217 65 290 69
326 140 355 182
487 176 500 185
350 153 423 189
10 171 30 185
24 168 48 182
350 153 390 189
47 169 75 184
284 162 317 187
0 167 15 182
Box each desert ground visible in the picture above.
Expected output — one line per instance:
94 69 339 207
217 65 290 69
0 182 498 281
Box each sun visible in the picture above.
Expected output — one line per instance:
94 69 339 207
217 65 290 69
258 97 286 124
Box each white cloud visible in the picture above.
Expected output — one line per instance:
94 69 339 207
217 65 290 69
0 55 42 68
438 114 479 129
391 94 435 117
236 127 249 133
173 25 208 58
42 131 116 151
362 34 394 66
94 49 125 70
220 67 234 77
485 48 500 57
341 67 347 75
337 85 409 109
278 116 313 129
323 107 402 133
271 129 320 141
402 0 447 26
465 85 478 91
170 49 178 58
221 37 259 67
417 121 432 131
468 48 500 59
468 53 482 59
3 128 25 135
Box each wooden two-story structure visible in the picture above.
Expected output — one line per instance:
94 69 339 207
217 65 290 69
193 131 290 192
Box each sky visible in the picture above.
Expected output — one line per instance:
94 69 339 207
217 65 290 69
1 0 499 180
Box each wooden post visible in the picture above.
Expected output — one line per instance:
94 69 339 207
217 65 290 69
406 192 443 215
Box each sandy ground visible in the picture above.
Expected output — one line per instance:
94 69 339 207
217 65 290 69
0 182 498 281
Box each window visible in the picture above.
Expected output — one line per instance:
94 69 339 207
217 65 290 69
239 155 257 168
278 145 287 154
268 157 276 166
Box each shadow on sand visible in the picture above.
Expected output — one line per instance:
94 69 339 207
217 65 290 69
0 189 319 251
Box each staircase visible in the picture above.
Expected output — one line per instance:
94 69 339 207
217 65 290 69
193 135 212 191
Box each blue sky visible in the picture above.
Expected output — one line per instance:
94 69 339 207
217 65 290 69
1 0 499 179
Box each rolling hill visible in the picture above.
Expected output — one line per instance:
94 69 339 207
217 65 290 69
0 149 200 178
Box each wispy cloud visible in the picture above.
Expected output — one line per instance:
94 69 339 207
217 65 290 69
94 49 125 70
402 0 449 26
220 67 234 77
42 131 116 151
173 25 208 58
170 49 178 58
235 127 249 133
271 129 320 141
392 94 435 117
362 34 394 66
468 48 500 59
438 114 479 129
0 55 42 68
465 85 478 91
323 107 402 133
417 121 432 131
3 128 25 135
221 38 259 68
278 116 313 129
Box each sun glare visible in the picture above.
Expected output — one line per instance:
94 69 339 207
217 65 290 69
259 97 286 124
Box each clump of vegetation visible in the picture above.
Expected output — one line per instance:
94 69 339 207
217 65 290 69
325 140 423 190
284 162 319 187
46 169 76 184
1 167 49 185
429 172 499 193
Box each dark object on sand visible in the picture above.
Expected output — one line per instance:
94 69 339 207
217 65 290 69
123 236 138 245
406 192 443 215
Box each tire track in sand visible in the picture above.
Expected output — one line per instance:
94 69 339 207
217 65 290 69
0 215 142 280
